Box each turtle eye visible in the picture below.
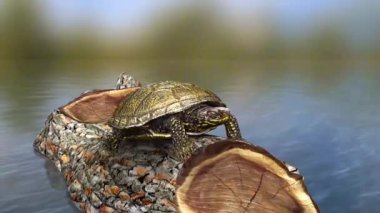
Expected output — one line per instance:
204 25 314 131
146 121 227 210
208 111 218 119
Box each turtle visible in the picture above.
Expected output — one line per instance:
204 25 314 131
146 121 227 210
108 80 242 161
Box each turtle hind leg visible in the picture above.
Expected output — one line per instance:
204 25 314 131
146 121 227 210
166 116 194 161
225 114 242 139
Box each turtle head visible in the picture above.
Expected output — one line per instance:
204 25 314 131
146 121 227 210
196 106 231 127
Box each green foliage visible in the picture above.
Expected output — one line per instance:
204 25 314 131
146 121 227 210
0 0 56 59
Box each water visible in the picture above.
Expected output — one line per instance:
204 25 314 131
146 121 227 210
0 61 379 212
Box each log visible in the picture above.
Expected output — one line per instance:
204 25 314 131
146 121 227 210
176 141 319 213
59 88 139 123
34 111 223 212
34 112 318 213
34 74 318 212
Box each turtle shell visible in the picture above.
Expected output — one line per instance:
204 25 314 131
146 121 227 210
109 81 225 128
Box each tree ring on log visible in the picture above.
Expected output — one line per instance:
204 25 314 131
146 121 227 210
176 140 319 213
59 88 139 123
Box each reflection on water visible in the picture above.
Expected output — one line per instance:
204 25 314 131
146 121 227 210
0 61 379 212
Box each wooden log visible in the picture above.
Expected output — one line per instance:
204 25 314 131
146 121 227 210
176 141 319 213
34 75 318 212
59 88 139 123
35 111 318 212
34 111 223 212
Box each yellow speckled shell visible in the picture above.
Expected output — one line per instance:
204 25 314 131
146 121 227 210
109 81 225 128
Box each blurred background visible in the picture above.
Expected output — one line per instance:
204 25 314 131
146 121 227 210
1 0 380 61
0 1 379 212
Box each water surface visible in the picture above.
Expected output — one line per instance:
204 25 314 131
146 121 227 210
0 61 379 212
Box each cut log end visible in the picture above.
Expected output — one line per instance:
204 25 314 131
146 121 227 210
176 140 319 213
59 88 139 123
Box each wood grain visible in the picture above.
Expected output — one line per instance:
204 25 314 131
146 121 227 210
176 141 319 213
59 88 139 123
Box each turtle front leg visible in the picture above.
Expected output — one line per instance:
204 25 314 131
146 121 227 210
166 116 194 161
225 114 242 139
108 128 124 150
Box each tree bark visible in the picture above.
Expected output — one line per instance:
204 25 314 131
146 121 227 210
34 110 318 213
34 82 318 212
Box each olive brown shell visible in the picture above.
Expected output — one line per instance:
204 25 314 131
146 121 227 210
108 81 225 128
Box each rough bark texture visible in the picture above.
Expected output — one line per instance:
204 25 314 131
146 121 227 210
34 76 318 212
34 111 318 213
34 111 222 212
